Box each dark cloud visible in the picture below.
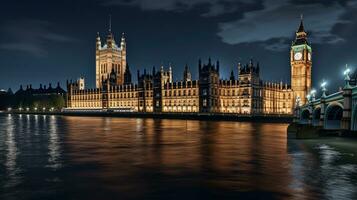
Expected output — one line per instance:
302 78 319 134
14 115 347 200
0 0 356 91
0 19 77 57
101 0 257 17
262 38 290 52
291 0 350 6
217 0 355 51
100 0 356 52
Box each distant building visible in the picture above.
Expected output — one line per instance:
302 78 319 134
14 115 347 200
66 17 312 115
15 83 66 96
0 83 66 110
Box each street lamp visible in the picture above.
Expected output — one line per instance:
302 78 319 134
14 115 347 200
43 107 46 111
19 107 23 111
321 80 327 98
321 81 327 89
7 107 12 112
306 94 311 102
34 107 38 111
310 89 316 101
344 64 351 88
344 68 351 76
26 107 29 111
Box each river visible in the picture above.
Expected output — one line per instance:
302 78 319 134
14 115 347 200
1 114 357 199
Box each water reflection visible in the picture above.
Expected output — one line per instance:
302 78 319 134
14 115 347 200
1 115 357 200
47 115 62 170
4 114 21 188
316 144 357 199
62 117 297 199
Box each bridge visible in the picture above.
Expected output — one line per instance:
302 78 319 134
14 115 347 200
295 67 356 133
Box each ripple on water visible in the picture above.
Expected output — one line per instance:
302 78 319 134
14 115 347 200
1 115 357 200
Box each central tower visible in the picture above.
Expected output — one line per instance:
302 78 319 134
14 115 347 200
95 17 127 88
291 16 312 105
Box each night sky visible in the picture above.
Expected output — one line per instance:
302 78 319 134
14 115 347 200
1 0 357 93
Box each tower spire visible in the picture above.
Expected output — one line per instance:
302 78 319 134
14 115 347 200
298 14 305 33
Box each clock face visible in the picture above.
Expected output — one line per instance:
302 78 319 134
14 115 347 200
308 53 311 61
294 52 303 60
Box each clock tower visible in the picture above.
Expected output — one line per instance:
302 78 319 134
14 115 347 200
291 16 312 106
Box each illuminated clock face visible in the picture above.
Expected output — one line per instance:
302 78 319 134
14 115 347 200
308 53 311 61
294 52 303 60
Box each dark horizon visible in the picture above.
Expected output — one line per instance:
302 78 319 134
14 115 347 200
1 0 357 93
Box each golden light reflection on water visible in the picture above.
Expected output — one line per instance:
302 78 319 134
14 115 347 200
63 117 299 198
1 115 357 199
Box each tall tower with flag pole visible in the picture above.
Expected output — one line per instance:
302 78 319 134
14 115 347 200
95 15 127 88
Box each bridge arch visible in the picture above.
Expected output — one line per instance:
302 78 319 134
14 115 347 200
312 107 321 126
324 102 343 130
300 109 311 124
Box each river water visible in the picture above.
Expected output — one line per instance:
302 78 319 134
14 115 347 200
1 114 357 199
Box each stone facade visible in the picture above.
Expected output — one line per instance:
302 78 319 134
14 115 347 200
95 29 126 88
66 18 314 115
67 58 294 114
290 16 312 106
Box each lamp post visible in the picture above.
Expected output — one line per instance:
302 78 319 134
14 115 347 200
310 89 316 101
306 94 311 103
306 93 314 125
319 80 328 127
343 65 351 89
342 65 352 131
321 80 327 98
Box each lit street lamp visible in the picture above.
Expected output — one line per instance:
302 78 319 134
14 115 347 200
343 66 350 77
306 94 311 103
321 80 327 98
310 89 316 100
344 64 351 88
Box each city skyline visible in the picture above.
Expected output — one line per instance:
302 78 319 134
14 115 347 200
1 0 357 92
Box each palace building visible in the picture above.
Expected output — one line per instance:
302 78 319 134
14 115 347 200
66 17 312 115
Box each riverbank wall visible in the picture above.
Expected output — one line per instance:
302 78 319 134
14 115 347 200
287 123 357 139
1 111 293 123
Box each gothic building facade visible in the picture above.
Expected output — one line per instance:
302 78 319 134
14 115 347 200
95 27 127 88
67 18 312 115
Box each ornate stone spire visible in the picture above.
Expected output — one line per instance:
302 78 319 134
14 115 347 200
297 14 305 33
294 14 308 45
